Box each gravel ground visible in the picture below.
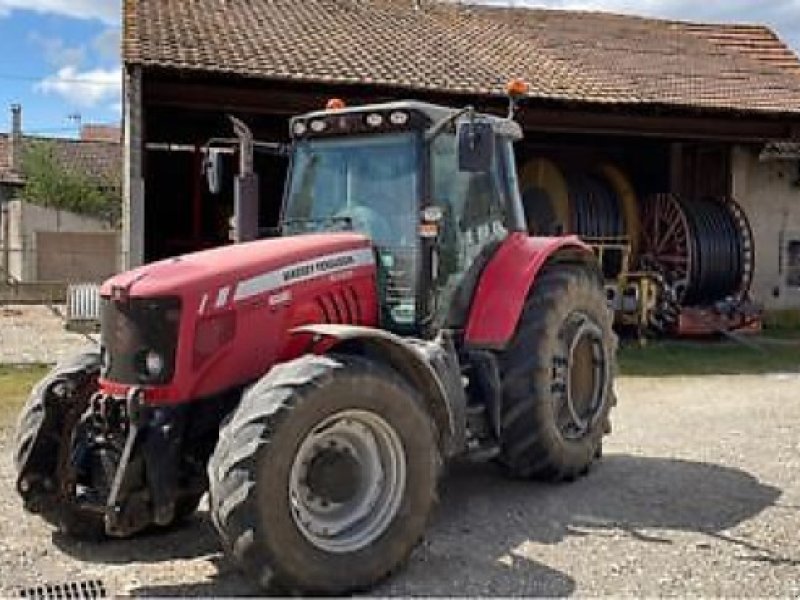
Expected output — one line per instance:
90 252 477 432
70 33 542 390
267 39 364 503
1 372 799 596
0 305 96 365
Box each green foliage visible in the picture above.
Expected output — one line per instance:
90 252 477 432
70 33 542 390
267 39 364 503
762 309 800 330
0 364 49 424
18 141 121 226
618 337 800 377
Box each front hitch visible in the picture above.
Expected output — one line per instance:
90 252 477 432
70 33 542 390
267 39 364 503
104 388 186 536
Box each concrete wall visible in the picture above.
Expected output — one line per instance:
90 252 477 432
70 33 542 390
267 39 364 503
1 200 120 282
36 231 119 282
732 146 800 310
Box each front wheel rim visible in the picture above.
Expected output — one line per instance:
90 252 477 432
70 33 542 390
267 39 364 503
288 409 407 553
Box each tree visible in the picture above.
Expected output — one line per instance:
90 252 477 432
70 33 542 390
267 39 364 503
19 141 121 227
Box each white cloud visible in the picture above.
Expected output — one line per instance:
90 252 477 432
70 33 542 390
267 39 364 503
93 27 121 62
36 65 121 109
29 32 87 69
0 0 120 24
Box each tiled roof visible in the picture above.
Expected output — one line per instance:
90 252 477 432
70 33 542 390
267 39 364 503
0 135 122 187
678 23 800 78
122 0 800 116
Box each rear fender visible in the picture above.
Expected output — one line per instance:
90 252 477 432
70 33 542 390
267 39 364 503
293 324 466 457
464 232 600 350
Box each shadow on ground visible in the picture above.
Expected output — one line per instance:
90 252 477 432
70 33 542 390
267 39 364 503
52 513 220 564
68 454 778 597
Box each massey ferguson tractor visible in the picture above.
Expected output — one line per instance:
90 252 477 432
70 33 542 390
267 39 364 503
14 86 616 593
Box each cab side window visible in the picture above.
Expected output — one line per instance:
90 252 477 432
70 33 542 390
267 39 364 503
430 133 508 324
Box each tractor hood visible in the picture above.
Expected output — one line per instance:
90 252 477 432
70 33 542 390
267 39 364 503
101 233 375 299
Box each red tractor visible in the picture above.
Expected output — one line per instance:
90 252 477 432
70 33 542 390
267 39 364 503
14 93 616 593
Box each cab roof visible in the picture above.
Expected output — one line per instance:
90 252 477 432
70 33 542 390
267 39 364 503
291 100 523 141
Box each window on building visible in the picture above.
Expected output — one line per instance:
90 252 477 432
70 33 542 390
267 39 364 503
785 240 800 288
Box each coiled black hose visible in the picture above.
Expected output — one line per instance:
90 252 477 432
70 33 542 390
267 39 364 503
678 197 747 305
567 173 626 279
568 174 625 239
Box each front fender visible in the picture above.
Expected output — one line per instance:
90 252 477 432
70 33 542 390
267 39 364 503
292 324 465 457
464 232 599 349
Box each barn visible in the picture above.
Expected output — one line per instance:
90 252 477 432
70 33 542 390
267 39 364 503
121 0 800 330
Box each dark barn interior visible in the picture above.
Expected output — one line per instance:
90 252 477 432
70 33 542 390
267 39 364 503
139 72 741 264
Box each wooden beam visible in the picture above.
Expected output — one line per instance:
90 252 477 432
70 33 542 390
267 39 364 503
518 107 795 143
142 73 800 143
123 65 145 268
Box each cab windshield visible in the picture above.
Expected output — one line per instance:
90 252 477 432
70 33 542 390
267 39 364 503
282 133 420 330
283 133 418 244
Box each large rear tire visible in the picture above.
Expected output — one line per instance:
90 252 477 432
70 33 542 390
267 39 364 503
208 354 439 594
499 265 616 480
14 351 106 539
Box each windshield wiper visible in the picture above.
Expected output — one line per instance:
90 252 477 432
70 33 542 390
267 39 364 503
281 216 354 232
424 106 475 143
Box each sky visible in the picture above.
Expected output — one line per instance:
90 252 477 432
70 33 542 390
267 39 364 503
0 0 798 138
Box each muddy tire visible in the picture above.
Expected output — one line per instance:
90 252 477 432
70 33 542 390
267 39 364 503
499 265 616 480
13 351 106 539
208 354 439 594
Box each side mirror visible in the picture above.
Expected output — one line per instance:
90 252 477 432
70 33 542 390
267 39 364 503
457 120 494 173
204 148 225 195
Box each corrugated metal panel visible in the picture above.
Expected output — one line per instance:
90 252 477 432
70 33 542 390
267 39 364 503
67 283 102 324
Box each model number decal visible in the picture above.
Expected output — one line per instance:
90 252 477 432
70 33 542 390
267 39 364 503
268 290 293 307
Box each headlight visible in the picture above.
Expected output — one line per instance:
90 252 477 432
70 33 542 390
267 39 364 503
365 113 383 127
145 350 165 377
389 111 409 125
310 120 327 133
293 121 307 136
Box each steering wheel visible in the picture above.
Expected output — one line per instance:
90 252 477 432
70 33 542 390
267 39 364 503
335 204 392 243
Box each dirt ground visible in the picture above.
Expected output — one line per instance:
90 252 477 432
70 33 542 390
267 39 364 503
0 305 97 365
1 372 799 597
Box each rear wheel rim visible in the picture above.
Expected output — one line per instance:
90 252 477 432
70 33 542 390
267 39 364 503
288 409 407 553
554 312 609 440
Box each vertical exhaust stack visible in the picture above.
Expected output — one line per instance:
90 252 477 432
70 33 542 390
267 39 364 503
8 104 22 173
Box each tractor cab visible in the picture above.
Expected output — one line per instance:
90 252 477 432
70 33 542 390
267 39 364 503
281 101 526 334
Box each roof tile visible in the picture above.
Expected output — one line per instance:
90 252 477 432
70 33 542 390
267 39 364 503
123 0 800 115
0 135 121 187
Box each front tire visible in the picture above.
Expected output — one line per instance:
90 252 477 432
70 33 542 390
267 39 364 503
208 354 439 594
14 351 106 539
499 265 616 480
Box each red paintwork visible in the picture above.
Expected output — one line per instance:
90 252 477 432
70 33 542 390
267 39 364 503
464 232 593 349
676 306 762 336
99 233 378 404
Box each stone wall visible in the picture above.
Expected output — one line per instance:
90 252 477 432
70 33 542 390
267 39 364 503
732 146 800 311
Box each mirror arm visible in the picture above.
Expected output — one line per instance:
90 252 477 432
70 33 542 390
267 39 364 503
228 115 254 175
254 142 290 157
424 106 475 143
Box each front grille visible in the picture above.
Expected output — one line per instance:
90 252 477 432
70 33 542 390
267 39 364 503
101 296 181 385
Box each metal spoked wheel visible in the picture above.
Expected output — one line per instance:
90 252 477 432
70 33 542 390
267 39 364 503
554 312 610 441
725 197 755 300
640 193 692 303
288 409 407 554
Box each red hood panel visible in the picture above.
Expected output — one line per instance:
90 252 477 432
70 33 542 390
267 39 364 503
101 233 373 297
